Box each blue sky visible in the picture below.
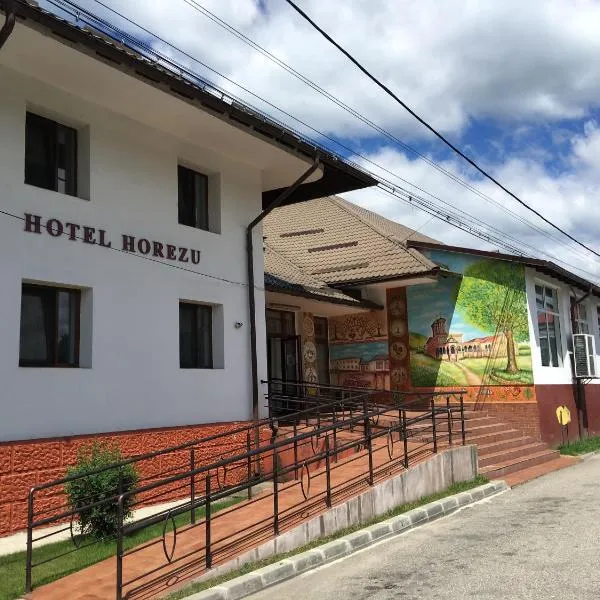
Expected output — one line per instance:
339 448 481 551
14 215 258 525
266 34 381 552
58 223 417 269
40 0 600 283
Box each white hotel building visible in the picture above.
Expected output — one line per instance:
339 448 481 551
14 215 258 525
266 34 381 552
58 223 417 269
0 1 375 533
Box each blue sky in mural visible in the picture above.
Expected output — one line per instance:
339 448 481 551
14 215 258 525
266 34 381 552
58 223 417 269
421 250 482 276
329 341 388 362
407 278 489 342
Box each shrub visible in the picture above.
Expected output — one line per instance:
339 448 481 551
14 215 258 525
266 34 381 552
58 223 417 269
65 442 139 539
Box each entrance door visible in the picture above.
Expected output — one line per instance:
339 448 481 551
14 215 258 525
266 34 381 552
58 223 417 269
266 309 300 413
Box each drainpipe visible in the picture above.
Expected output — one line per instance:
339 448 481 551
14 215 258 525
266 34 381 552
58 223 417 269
0 1 16 51
247 157 320 423
570 286 593 439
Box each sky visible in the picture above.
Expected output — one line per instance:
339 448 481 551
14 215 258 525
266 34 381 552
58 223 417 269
40 0 600 282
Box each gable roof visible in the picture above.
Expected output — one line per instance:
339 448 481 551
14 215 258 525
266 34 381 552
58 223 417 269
264 244 380 309
263 197 439 286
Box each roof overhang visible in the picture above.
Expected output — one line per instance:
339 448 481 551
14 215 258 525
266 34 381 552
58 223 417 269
330 269 441 288
265 290 379 316
0 1 376 208
408 240 600 298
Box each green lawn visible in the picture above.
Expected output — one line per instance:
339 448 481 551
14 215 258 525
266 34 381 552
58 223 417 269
165 476 489 600
559 436 600 456
410 353 468 387
0 498 242 600
459 355 533 385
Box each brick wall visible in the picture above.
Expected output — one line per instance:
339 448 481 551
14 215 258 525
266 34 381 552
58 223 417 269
0 421 267 536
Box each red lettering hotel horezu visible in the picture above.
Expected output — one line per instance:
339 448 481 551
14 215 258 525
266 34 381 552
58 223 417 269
24 213 201 265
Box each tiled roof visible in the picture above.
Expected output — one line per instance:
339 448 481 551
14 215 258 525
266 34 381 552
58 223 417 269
263 196 438 284
264 245 373 307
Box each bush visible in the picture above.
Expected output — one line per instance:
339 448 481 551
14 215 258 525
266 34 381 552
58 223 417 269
65 442 139 539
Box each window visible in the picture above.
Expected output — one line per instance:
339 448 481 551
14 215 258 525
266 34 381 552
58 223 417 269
314 316 330 385
535 284 563 367
179 302 213 368
572 300 590 334
19 284 80 367
25 112 77 196
178 165 209 231
266 309 296 337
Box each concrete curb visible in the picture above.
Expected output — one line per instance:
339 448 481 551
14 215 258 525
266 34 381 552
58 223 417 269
576 449 600 461
181 481 509 600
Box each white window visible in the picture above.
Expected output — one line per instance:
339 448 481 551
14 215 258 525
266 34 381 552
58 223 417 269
535 284 563 367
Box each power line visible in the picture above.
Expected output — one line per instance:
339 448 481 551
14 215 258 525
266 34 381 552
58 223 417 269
72 0 588 268
283 0 600 260
178 0 594 265
43 1 600 282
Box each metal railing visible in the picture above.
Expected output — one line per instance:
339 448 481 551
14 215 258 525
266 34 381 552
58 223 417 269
24 383 466 599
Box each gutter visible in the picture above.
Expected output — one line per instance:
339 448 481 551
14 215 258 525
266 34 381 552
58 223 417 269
264 283 382 310
569 285 594 440
329 267 441 288
247 159 320 422
0 1 15 50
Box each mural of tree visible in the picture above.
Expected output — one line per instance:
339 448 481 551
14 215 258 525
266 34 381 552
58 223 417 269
456 260 529 374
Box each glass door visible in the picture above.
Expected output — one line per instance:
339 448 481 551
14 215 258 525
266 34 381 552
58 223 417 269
266 309 300 414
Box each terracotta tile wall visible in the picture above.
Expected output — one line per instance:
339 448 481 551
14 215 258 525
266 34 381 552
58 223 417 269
0 421 266 536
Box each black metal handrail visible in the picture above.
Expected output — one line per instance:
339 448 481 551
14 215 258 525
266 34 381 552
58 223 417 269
24 384 466 599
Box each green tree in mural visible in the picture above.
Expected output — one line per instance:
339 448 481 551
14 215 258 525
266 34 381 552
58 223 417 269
456 260 529 373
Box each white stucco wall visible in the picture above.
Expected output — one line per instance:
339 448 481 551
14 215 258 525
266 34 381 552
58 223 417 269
525 267 600 386
0 65 270 441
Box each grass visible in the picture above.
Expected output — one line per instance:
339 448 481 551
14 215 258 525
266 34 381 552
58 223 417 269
559 436 600 456
460 355 533 385
0 497 242 600
165 475 489 600
409 353 468 387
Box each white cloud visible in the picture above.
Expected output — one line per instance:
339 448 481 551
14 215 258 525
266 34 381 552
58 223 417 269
70 0 600 139
345 121 600 281
51 1 600 281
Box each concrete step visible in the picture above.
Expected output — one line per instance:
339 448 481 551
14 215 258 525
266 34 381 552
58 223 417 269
480 449 559 479
478 442 549 468
465 428 526 446
476 436 538 457
408 421 508 442
503 455 580 487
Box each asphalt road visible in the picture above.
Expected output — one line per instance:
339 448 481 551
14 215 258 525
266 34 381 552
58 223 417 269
248 455 600 600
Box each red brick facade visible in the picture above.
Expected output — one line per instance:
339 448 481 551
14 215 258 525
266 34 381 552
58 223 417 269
0 421 260 536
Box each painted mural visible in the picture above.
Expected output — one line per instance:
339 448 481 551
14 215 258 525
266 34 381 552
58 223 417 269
407 250 532 388
387 288 411 391
328 312 390 389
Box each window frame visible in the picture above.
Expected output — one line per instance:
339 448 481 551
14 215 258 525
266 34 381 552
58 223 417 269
25 112 78 197
179 302 214 369
534 282 564 368
178 165 210 232
19 283 81 368
572 299 590 335
314 316 330 385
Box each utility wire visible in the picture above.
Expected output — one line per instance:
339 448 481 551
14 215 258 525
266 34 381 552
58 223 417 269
72 1 580 267
43 0 600 282
283 0 600 260
179 0 593 265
